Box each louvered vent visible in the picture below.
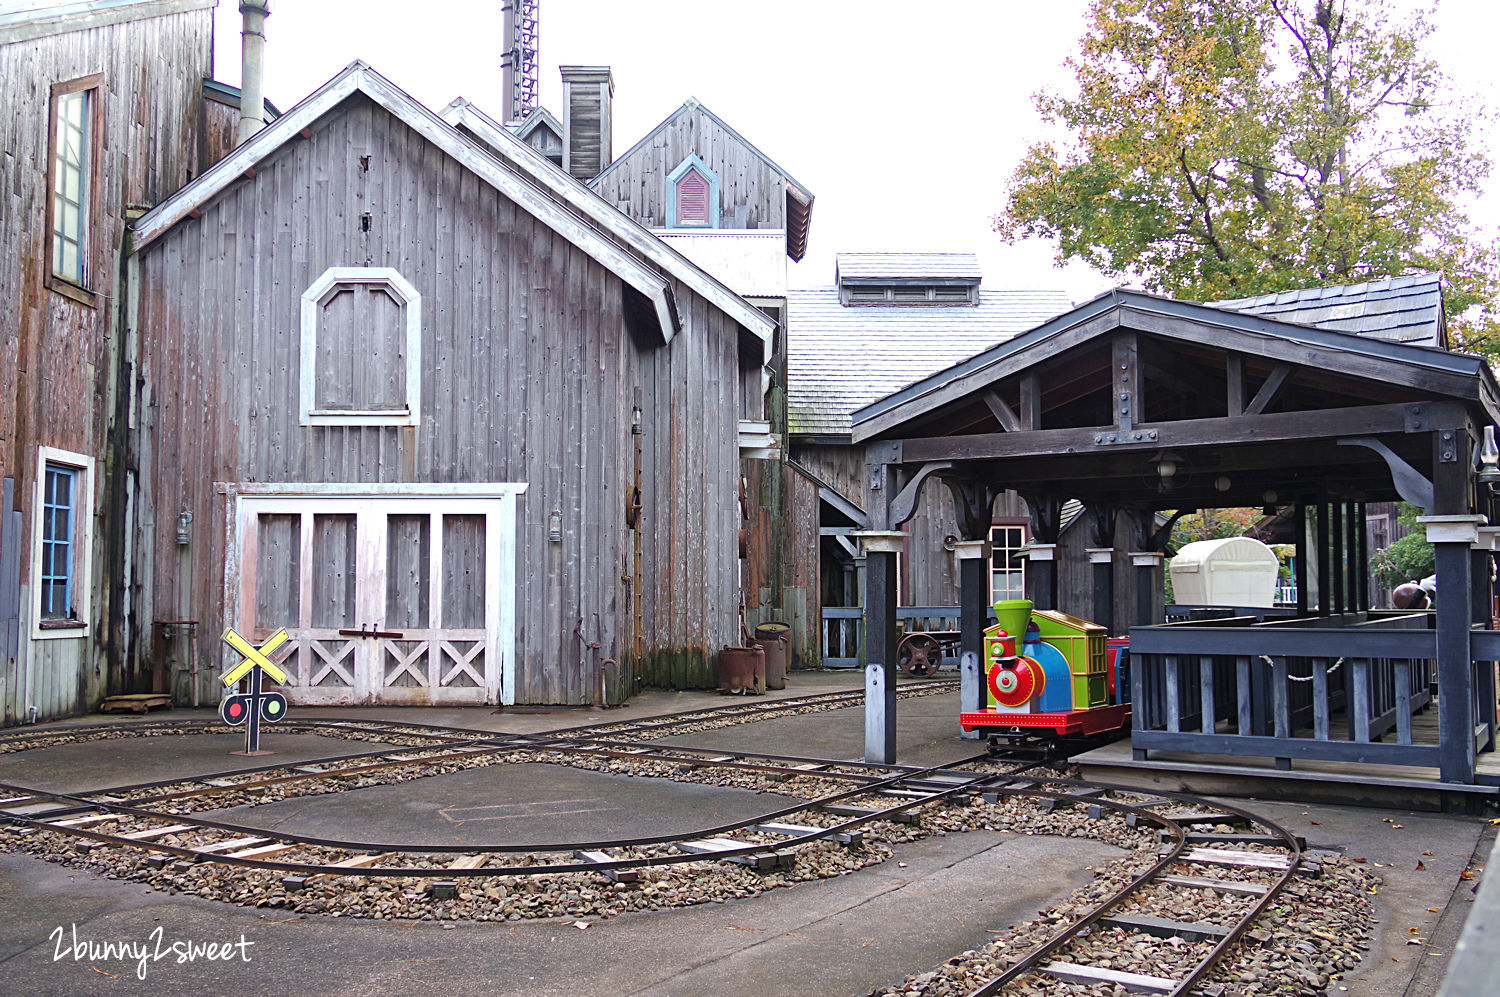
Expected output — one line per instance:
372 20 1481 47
676 169 711 226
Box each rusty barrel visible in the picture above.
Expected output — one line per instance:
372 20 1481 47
717 644 764 695
754 622 792 690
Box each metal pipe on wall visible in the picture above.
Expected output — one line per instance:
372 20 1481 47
237 2 270 145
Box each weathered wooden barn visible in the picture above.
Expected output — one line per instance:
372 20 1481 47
851 279 1500 788
125 62 780 708
0 0 274 726
586 94 815 662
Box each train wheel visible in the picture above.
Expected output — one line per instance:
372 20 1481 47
897 633 944 675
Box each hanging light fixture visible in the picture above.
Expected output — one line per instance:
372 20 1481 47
1262 489 1279 517
1214 475 1232 493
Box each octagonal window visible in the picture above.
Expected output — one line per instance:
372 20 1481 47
299 267 421 426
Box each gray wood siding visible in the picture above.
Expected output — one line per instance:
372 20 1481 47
592 106 788 232
0 8 213 725
131 94 743 705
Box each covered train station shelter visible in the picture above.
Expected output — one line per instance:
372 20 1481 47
849 284 1500 789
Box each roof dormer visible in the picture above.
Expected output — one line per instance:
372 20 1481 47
835 252 982 307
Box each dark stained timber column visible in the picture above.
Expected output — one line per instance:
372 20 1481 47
857 530 903 764
1027 543 1058 612
956 539 989 738
1131 551 1163 628
1421 514 1483 784
1088 547 1115 635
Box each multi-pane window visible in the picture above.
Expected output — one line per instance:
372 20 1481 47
47 74 100 300
32 447 93 637
40 465 76 620
989 523 1029 603
51 90 89 283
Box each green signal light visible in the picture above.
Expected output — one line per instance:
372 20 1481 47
267 700 282 715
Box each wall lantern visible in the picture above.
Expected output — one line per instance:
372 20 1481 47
1478 425 1500 486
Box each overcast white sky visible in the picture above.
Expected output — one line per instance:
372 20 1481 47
212 0 1500 301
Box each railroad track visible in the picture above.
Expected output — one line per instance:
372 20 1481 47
932 779 1310 997
0 746 1027 887
0 676 960 756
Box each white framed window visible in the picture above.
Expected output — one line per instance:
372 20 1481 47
31 446 94 639
989 521 1029 604
299 266 422 426
46 74 102 305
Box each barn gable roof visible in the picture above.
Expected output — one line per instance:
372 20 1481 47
439 97 775 352
590 98 815 261
788 285 1073 438
851 286 1500 444
0 0 213 43
133 62 772 346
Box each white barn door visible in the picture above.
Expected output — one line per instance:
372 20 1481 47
231 489 522 706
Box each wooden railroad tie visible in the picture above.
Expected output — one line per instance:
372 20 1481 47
1160 874 1271 897
675 837 793 870
749 821 862 846
817 803 918 825
1161 829 1308 849
574 849 640 883
1098 913 1232 943
1129 810 1244 828
1041 962 1179 994
283 851 397 891
1039 787 1107 813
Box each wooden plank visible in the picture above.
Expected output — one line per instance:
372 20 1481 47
192 836 270 855
1178 846 1291 870
574 849 639 883
1161 874 1271 896
980 389 1020 433
445 854 487 870
1042 962 1177 994
1244 364 1292 415
1100 913 1230 941
226 842 301 860
121 824 197 841
750 821 862 845
48 814 120 828
899 402 1431 464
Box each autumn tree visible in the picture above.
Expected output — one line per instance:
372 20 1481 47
997 0 1500 357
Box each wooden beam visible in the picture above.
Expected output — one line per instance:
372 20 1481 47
1018 374 1041 430
981 389 1021 432
1227 355 1244 416
1244 364 1291 415
900 402 1437 464
1113 332 1140 430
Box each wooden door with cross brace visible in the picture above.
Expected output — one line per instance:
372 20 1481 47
230 489 523 706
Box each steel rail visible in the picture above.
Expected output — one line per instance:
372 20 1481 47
1 755 1029 879
964 778 1305 997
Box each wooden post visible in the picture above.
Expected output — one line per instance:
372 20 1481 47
1088 548 1115 635
856 530 903 764
1316 503 1331 615
1027 543 1058 612
1421 514 1483 783
1331 502 1345 615
955 540 989 663
1131 552 1163 627
1474 527 1499 753
1295 502 1309 616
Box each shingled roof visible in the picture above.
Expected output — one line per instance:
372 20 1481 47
835 252 983 283
1210 272 1446 347
787 284 1073 437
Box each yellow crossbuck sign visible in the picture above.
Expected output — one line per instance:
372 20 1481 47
221 627 290 687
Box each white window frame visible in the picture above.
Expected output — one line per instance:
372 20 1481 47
299 266 422 427
31 446 94 640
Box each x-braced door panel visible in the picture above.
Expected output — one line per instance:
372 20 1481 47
234 495 516 706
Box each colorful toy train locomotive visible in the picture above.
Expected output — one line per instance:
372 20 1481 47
959 599 1132 739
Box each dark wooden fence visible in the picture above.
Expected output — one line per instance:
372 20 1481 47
1128 612 1483 770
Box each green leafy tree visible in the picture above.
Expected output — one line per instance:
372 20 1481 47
1169 507 1263 550
997 0 1500 358
1369 502 1436 587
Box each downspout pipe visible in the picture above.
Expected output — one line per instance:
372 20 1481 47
237 1 271 145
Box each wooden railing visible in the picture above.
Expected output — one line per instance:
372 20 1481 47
1129 613 1476 770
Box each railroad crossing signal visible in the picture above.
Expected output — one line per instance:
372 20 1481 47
220 627 289 755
